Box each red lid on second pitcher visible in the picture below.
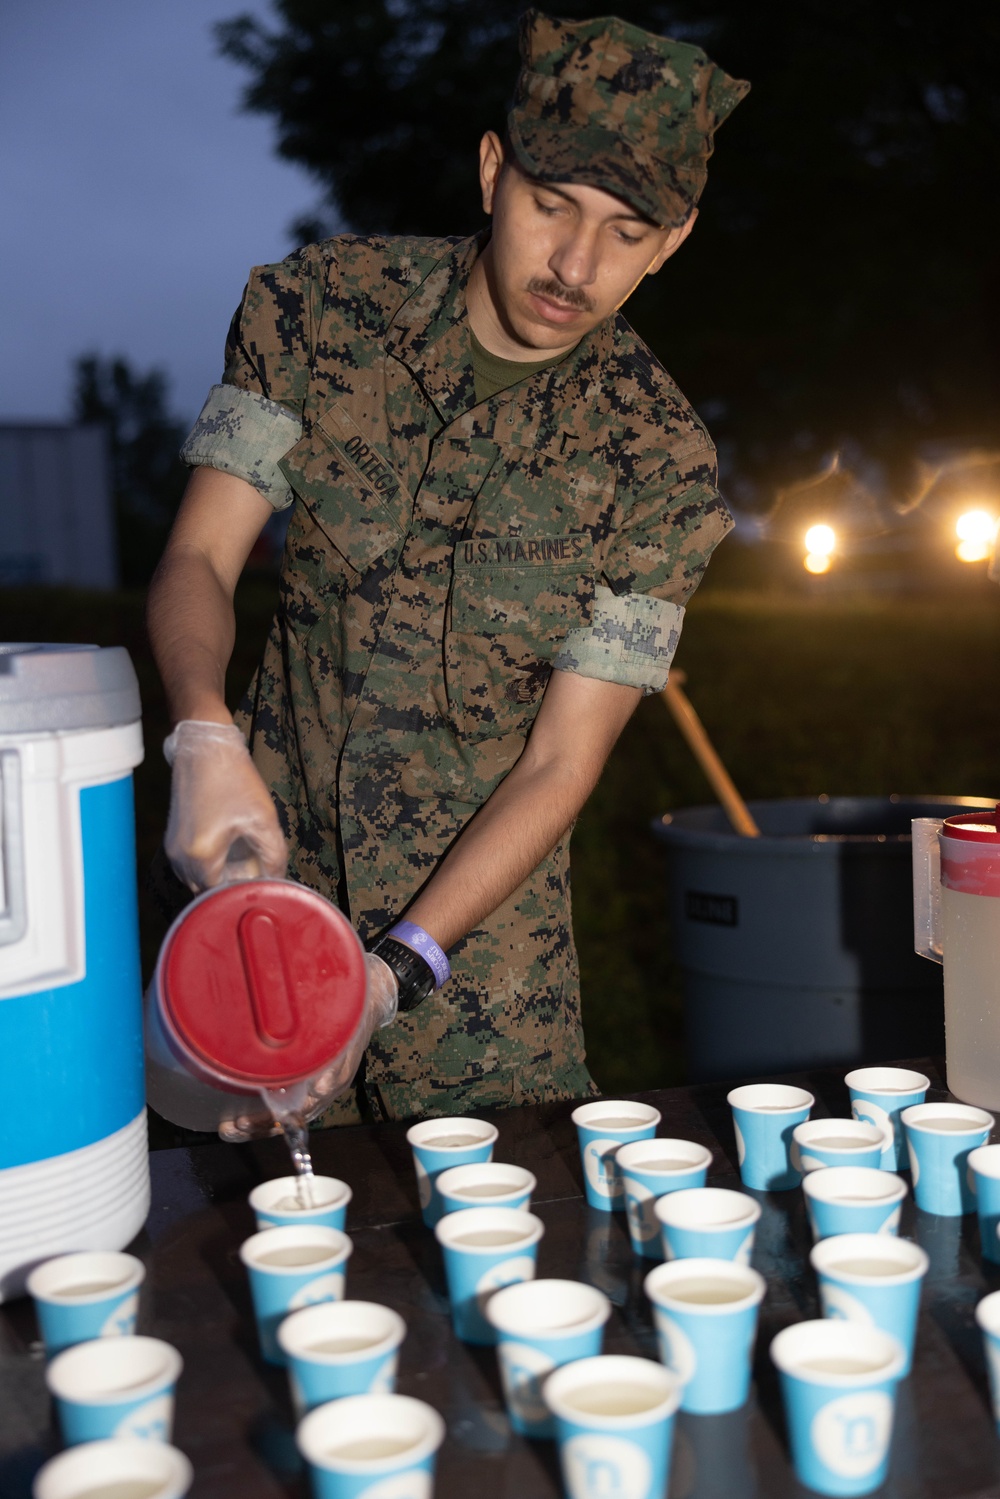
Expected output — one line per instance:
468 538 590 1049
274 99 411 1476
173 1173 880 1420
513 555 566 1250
156 880 367 1089
942 805 1000 843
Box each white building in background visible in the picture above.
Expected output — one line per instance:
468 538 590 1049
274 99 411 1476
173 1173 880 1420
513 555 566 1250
0 424 117 589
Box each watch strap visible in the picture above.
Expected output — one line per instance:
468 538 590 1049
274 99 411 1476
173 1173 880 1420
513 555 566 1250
368 934 436 1013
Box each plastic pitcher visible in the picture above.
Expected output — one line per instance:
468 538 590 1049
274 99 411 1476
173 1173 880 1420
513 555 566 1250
0 644 148 1300
913 807 1000 1108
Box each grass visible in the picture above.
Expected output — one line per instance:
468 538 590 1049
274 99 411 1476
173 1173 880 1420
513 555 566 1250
3 557 998 1098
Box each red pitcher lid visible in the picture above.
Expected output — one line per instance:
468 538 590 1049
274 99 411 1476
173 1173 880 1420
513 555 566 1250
942 805 1000 843
157 880 367 1089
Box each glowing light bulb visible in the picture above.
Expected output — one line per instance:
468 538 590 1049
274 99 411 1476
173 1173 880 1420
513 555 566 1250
804 524 836 557
955 509 996 544
956 539 992 564
804 552 832 575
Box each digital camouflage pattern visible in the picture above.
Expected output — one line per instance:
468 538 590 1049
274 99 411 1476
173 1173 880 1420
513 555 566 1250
182 231 731 1123
509 10 750 228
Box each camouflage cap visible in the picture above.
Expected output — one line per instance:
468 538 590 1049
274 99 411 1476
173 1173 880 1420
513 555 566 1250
507 10 750 228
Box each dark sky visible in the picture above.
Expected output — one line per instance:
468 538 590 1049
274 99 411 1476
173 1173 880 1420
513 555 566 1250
1 0 318 427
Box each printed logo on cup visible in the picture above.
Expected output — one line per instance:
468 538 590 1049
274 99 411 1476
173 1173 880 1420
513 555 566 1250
99 1292 139 1338
625 1185 657 1242
475 1258 536 1300
909 1151 920 1187
734 1230 754 1267
563 1433 652 1499
413 1161 432 1209
356 1473 433 1499
497 1341 554 1425
811 1392 893 1479
852 1099 892 1144
820 1286 876 1326
652 1311 697 1386
877 1207 902 1236
369 1357 398 1395
584 1141 623 1199
289 1273 346 1310
968 1162 979 1195
113 1393 173 1442
733 1121 747 1166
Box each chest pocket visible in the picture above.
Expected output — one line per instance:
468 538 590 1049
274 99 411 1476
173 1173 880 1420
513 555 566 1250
446 538 595 743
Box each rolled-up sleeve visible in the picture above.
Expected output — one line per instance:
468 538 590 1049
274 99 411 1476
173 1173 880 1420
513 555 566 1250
180 385 302 510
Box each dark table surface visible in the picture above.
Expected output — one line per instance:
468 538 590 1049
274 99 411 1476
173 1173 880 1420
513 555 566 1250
4 1058 1000 1499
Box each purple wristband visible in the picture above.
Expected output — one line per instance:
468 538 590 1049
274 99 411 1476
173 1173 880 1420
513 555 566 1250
388 921 451 990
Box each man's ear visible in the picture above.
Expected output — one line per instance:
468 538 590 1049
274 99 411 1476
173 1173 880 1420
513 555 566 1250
648 207 698 274
479 130 505 215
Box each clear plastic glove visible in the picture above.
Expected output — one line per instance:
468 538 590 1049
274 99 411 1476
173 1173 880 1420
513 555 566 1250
164 719 288 892
217 952 399 1142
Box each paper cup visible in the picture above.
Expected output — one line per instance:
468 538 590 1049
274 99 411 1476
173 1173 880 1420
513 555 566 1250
811 1233 928 1376
278 1300 405 1415
644 1257 766 1414
791 1119 887 1175
485 1278 611 1438
901 1102 993 1217
240 1225 352 1366
249 1174 352 1231
802 1167 907 1242
771 1319 905 1496
544 1354 682 1499
435 1162 536 1216
845 1067 929 1171
571 1100 661 1212
616 1139 712 1259
32 1438 193 1499
296 1392 445 1499
46 1335 183 1446
434 1207 543 1344
969 1144 1000 1264
727 1083 813 1191
27 1252 145 1356
975 1290 1000 1431
654 1187 761 1265
405 1117 498 1227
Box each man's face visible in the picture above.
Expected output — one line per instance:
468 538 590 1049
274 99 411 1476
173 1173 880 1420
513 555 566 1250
472 132 695 356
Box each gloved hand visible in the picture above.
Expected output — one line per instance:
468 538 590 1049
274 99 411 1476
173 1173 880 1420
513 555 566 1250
217 952 400 1142
164 719 288 892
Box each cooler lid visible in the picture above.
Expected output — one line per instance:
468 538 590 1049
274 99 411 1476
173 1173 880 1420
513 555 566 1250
0 644 140 731
942 807 1000 844
158 880 367 1089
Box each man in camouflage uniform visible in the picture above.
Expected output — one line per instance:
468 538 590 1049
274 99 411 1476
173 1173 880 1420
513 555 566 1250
148 10 748 1124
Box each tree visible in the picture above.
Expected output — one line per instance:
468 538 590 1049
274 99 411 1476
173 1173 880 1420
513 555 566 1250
73 355 189 586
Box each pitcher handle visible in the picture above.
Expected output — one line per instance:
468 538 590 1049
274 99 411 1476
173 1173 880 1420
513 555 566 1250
912 818 943 963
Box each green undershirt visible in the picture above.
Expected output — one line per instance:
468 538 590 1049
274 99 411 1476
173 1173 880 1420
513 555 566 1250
469 328 571 405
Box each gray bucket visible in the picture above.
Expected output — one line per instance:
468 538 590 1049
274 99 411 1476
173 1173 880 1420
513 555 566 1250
651 796 995 1083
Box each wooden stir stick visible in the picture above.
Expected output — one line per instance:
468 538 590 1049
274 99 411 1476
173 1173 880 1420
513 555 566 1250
660 669 761 838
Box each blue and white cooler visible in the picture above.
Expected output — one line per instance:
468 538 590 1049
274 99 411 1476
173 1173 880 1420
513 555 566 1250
0 644 149 1300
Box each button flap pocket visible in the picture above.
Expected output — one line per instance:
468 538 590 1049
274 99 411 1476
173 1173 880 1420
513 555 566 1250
452 534 595 639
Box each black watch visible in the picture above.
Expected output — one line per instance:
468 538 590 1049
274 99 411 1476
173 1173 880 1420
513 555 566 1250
368 934 437 1013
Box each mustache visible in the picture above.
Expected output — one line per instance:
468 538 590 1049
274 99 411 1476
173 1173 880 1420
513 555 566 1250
527 278 594 314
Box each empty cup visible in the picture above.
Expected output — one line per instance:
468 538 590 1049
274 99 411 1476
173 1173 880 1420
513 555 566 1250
544 1354 682 1499
406 1117 498 1227
802 1167 907 1242
845 1067 929 1171
968 1144 1000 1263
46 1335 183 1446
32 1438 193 1499
435 1161 536 1216
240 1225 352 1366
296 1392 445 1499
485 1277 611 1438
27 1252 145 1356
654 1187 761 1265
644 1258 766 1414
435 1207 543 1344
770 1319 905 1496
571 1100 661 1212
727 1083 814 1191
901 1102 993 1217
249 1175 352 1231
810 1233 929 1376
277 1300 406 1414
975 1290 1000 1431
791 1119 887 1174
616 1139 712 1259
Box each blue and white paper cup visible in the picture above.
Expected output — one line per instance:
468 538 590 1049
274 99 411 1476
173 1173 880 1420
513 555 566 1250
727 1083 813 1192
791 1119 887 1175
485 1278 611 1438
644 1258 766 1415
968 1144 1000 1263
811 1233 928 1377
435 1162 536 1217
975 1290 1000 1431
240 1225 352 1366
32 1438 193 1499
296 1392 445 1499
46 1336 183 1446
544 1354 682 1499
654 1187 761 1265
802 1167 907 1243
616 1139 712 1259
434 1207 543 1344
277 1300 406 1415
845 1067 929 1171
770 1320 905 1496
406 1117 498 1227
901 1102 993 1217
27 1252 145 1356
250 1175 352 1232
571 1101 661 1212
